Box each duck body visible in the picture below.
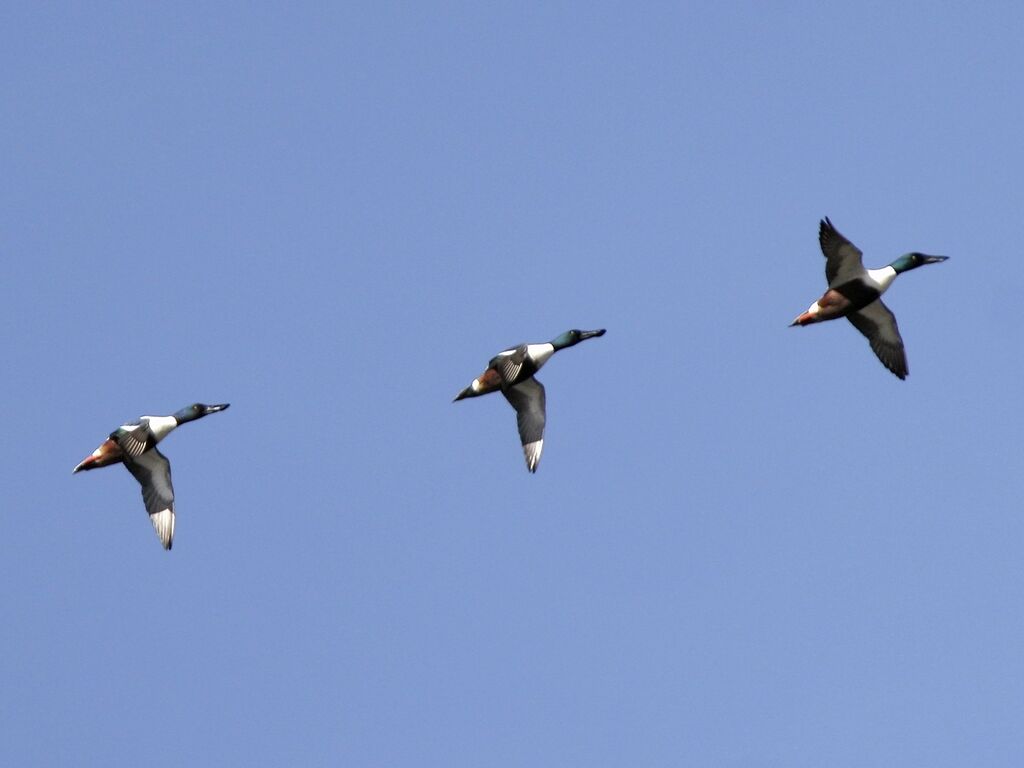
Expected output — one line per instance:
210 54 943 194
792 266 897 325
454 329 605 472
73 403 229 549
790 218 948 379
458 342 556 398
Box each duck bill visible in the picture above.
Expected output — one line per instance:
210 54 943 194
453 386 474 402
921 254 949 264
579 329 606 340
204 403 230 414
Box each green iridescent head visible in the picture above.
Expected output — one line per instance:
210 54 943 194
551 328 606 350
173 402 230 423
890 252 949 274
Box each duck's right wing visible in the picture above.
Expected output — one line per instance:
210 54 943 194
847 299 908 380
111 420 153 459
489 344 531 385
123 447 176 549
502 377 546 473
820 217 866 287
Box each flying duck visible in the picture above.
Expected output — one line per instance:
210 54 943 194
790 218 948 379
454 329 605 472
73 403 229 549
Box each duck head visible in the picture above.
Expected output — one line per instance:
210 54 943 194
890 252 949 274
551 328 606 350
173 402 230 424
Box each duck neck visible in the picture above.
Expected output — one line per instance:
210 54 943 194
172 408 198 424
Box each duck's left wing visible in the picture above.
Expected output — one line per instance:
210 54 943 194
847 299 908 380
123 447 176 549
502 377 546 473
820 217 866 287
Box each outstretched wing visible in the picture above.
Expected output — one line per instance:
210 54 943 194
820 217 866 287
847 299 908 380
501 377 546 473
489 344 532 385
123 447 176 549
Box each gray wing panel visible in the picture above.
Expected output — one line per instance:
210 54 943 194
847 299 908 379
123 447 176 549
502 377 546 445
820 217 867 287
502 377 547 472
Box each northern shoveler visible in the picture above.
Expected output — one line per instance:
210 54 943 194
73 403 230 549
790 218 948 379
454 329 605 472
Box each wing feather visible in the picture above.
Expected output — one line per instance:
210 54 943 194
112 422 152 458
501 377 546 472
489 344 531 385
123 448 176 549
820 217 867 287
847 299 908 379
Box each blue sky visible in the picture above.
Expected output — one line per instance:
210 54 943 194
3 2 1024 765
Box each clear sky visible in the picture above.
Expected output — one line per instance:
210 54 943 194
3 2 1023 765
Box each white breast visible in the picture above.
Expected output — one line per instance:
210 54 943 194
526 343 555 370
145 415 179 443
865 265 897 294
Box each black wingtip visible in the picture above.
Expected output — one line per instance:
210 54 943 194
884 363 908 380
